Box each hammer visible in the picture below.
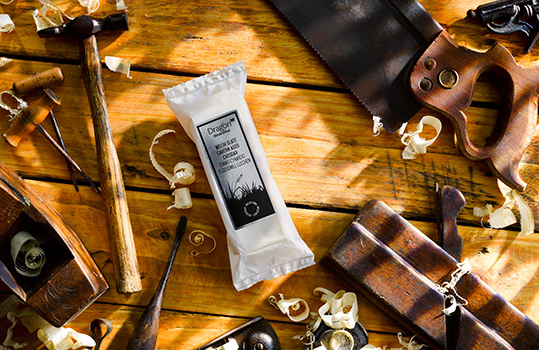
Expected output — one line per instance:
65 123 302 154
38 13 142 294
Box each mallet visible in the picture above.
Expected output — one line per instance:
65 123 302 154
38 13 142 294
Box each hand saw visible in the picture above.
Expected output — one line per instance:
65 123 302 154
269 0 539 191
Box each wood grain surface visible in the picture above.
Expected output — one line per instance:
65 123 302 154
0 0 538 349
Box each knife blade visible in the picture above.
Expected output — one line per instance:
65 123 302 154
270 0 539 191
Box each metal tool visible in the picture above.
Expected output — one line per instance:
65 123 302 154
269 0 539 191
2 89 100 194
468 0 539 53
303 322 368 350
90 318 113 350
34 122 100 194
196 316 281 350
48 110 78 191
126 216 187 350
10 67 77 190
38 13 141 294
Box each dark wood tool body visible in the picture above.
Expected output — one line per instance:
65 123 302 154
126 216 187 350
0 161 108 327
324 200 539 349
80 34 141 294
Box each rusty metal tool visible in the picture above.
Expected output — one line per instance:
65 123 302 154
48 109 78 191
468 0 539 53
34 122 100 194
196 316 281 350
2 89 100 194
10 67 77 190
126 216 187 350
38 13 141 294
269 0 539 191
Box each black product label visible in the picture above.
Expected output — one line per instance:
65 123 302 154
197 110 275 229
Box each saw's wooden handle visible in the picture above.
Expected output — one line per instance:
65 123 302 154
410 31 539 191
80 35 141 294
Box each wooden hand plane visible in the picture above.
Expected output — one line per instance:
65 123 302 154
0 161 108 327
323 200 539 349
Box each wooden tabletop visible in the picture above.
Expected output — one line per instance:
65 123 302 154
0 0 538 348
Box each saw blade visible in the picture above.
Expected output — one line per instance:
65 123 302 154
270 0 443 133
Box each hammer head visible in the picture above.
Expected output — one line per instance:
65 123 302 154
37 13 128 40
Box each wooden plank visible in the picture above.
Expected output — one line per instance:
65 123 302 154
20 179 539 325
0 0 537 348
1 0 538 87
0 298 408 349
0 60 537 227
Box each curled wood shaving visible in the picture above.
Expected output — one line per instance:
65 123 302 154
189 230 216 256
0 90 27 121
77 0 99 14
435 259 471 315
372 116 384 136
400 116 442 159
268 293 310 322
474 180 535 236
11 231 46 277
0 297 95 350
313 287 358 330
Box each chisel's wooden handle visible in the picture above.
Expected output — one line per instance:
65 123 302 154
12 67 64 95
80 35 141 294
410 31 539 192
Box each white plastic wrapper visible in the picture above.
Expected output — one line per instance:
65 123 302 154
163 61 315 290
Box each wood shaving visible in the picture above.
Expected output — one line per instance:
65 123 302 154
313 287 358 330
0 57 12 67
435 259 471 315
105 56 132 78
0 14 15 33
268 293 310 322
0 90 27 120
400 116 442 159
189 230 216 256
474 180 535 236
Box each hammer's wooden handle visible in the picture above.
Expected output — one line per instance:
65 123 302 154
80 35 141 294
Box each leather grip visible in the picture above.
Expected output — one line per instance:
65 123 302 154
410 31 539 191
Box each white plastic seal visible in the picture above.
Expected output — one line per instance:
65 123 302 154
163 61 315 291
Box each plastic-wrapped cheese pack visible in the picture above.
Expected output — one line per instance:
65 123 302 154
163 61 315 291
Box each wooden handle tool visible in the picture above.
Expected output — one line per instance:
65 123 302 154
127 216 188 350
2 89 60 147
37 13 139 293
411 31 539 191
80 34 141 293
12 67 64 95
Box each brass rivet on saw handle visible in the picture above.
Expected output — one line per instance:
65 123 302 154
438 68 459 89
